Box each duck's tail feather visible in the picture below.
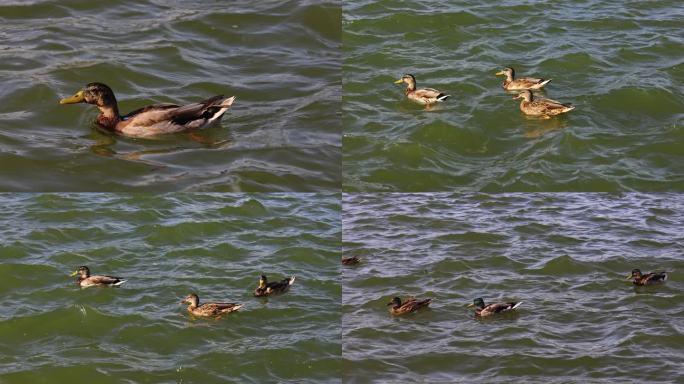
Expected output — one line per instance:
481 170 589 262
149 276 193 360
288 276 296 285
207 96 236 123
113 280 126 286
437 94 450 102
536 78 552 88
511 301 523 310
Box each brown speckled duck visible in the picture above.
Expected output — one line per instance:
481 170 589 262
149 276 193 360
60 83 236 138
342 256 361 266
468 298 522 317
70 266 125 288
513 90 574 118
628 269 667 286
394 74 450 105
253 274 296 297
387 296 432 316
496 67 551 91
180 293 242 318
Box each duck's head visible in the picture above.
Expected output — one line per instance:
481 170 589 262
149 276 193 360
181 293 199 307
70 265 90 278
468 298 486 309
495 67 514 79
60 83 117 108
627 269 642 279
394 74 416 87
387 297 402 308
513 90 533 102
258 275 268 289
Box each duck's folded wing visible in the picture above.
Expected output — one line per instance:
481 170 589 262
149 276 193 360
520 77 544 83
166 95 232 125
122 104 179 120
89 275 123 285
415 88 442 98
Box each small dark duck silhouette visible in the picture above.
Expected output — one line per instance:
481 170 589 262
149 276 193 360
253 274 296 297
627 269 667 286
468 298 522 317
387 296 432 316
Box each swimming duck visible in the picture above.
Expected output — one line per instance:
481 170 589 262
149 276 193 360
394 74 450 105
387 296 431 316
70 266 125 288
627 269 667 286
495 67 551 91
513 90 574 118
468 298 522 317
342 256 361 266
180 293 242 318
253 274 296 297
60 83 236 138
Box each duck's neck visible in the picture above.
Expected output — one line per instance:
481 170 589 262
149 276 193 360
406 81 416 93
505 72 514 82
96 104 120 130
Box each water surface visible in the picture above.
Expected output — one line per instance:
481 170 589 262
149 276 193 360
343 0 684 191
0 193 341 383
343 193 684 383
0 1 341 191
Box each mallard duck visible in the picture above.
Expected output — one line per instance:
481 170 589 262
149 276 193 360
180 293 242 317
253 274 295 297
627 269 668 286
513 90 574 118
394 74 450 105
468 298 522 317
70 266 125 288
387 296 431 316
342 256 361 266
495 67 551 91
59 83 236 138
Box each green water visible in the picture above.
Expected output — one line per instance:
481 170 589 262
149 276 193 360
342 193 684 383
0 193 341 383
343 0 684 191
0 1 341 191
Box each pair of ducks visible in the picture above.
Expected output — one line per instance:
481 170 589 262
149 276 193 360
388 269 669 317
71 266 295 318
394 67 574 118
388 296 522 317
343 258 523 317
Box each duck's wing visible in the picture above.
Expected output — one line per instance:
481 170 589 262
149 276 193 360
510 77 551 90
267 277 295 292
204 302 242 312
87 275 125 286
402 298 431 311
645 272 668 283
122 96 235 129
414 88 444 98
485 302 521 313
121 104 179 120
532 99 574 114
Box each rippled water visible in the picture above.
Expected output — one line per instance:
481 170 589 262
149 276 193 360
342 193 684 383
0 1 341 191
0 193 341 383
343 0 684 191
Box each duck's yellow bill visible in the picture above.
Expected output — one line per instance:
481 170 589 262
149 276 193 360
495 71 505 76
70 270 78 276
467 303 474 307
393 79 404 84
626 274 633 279
60 90 85 104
